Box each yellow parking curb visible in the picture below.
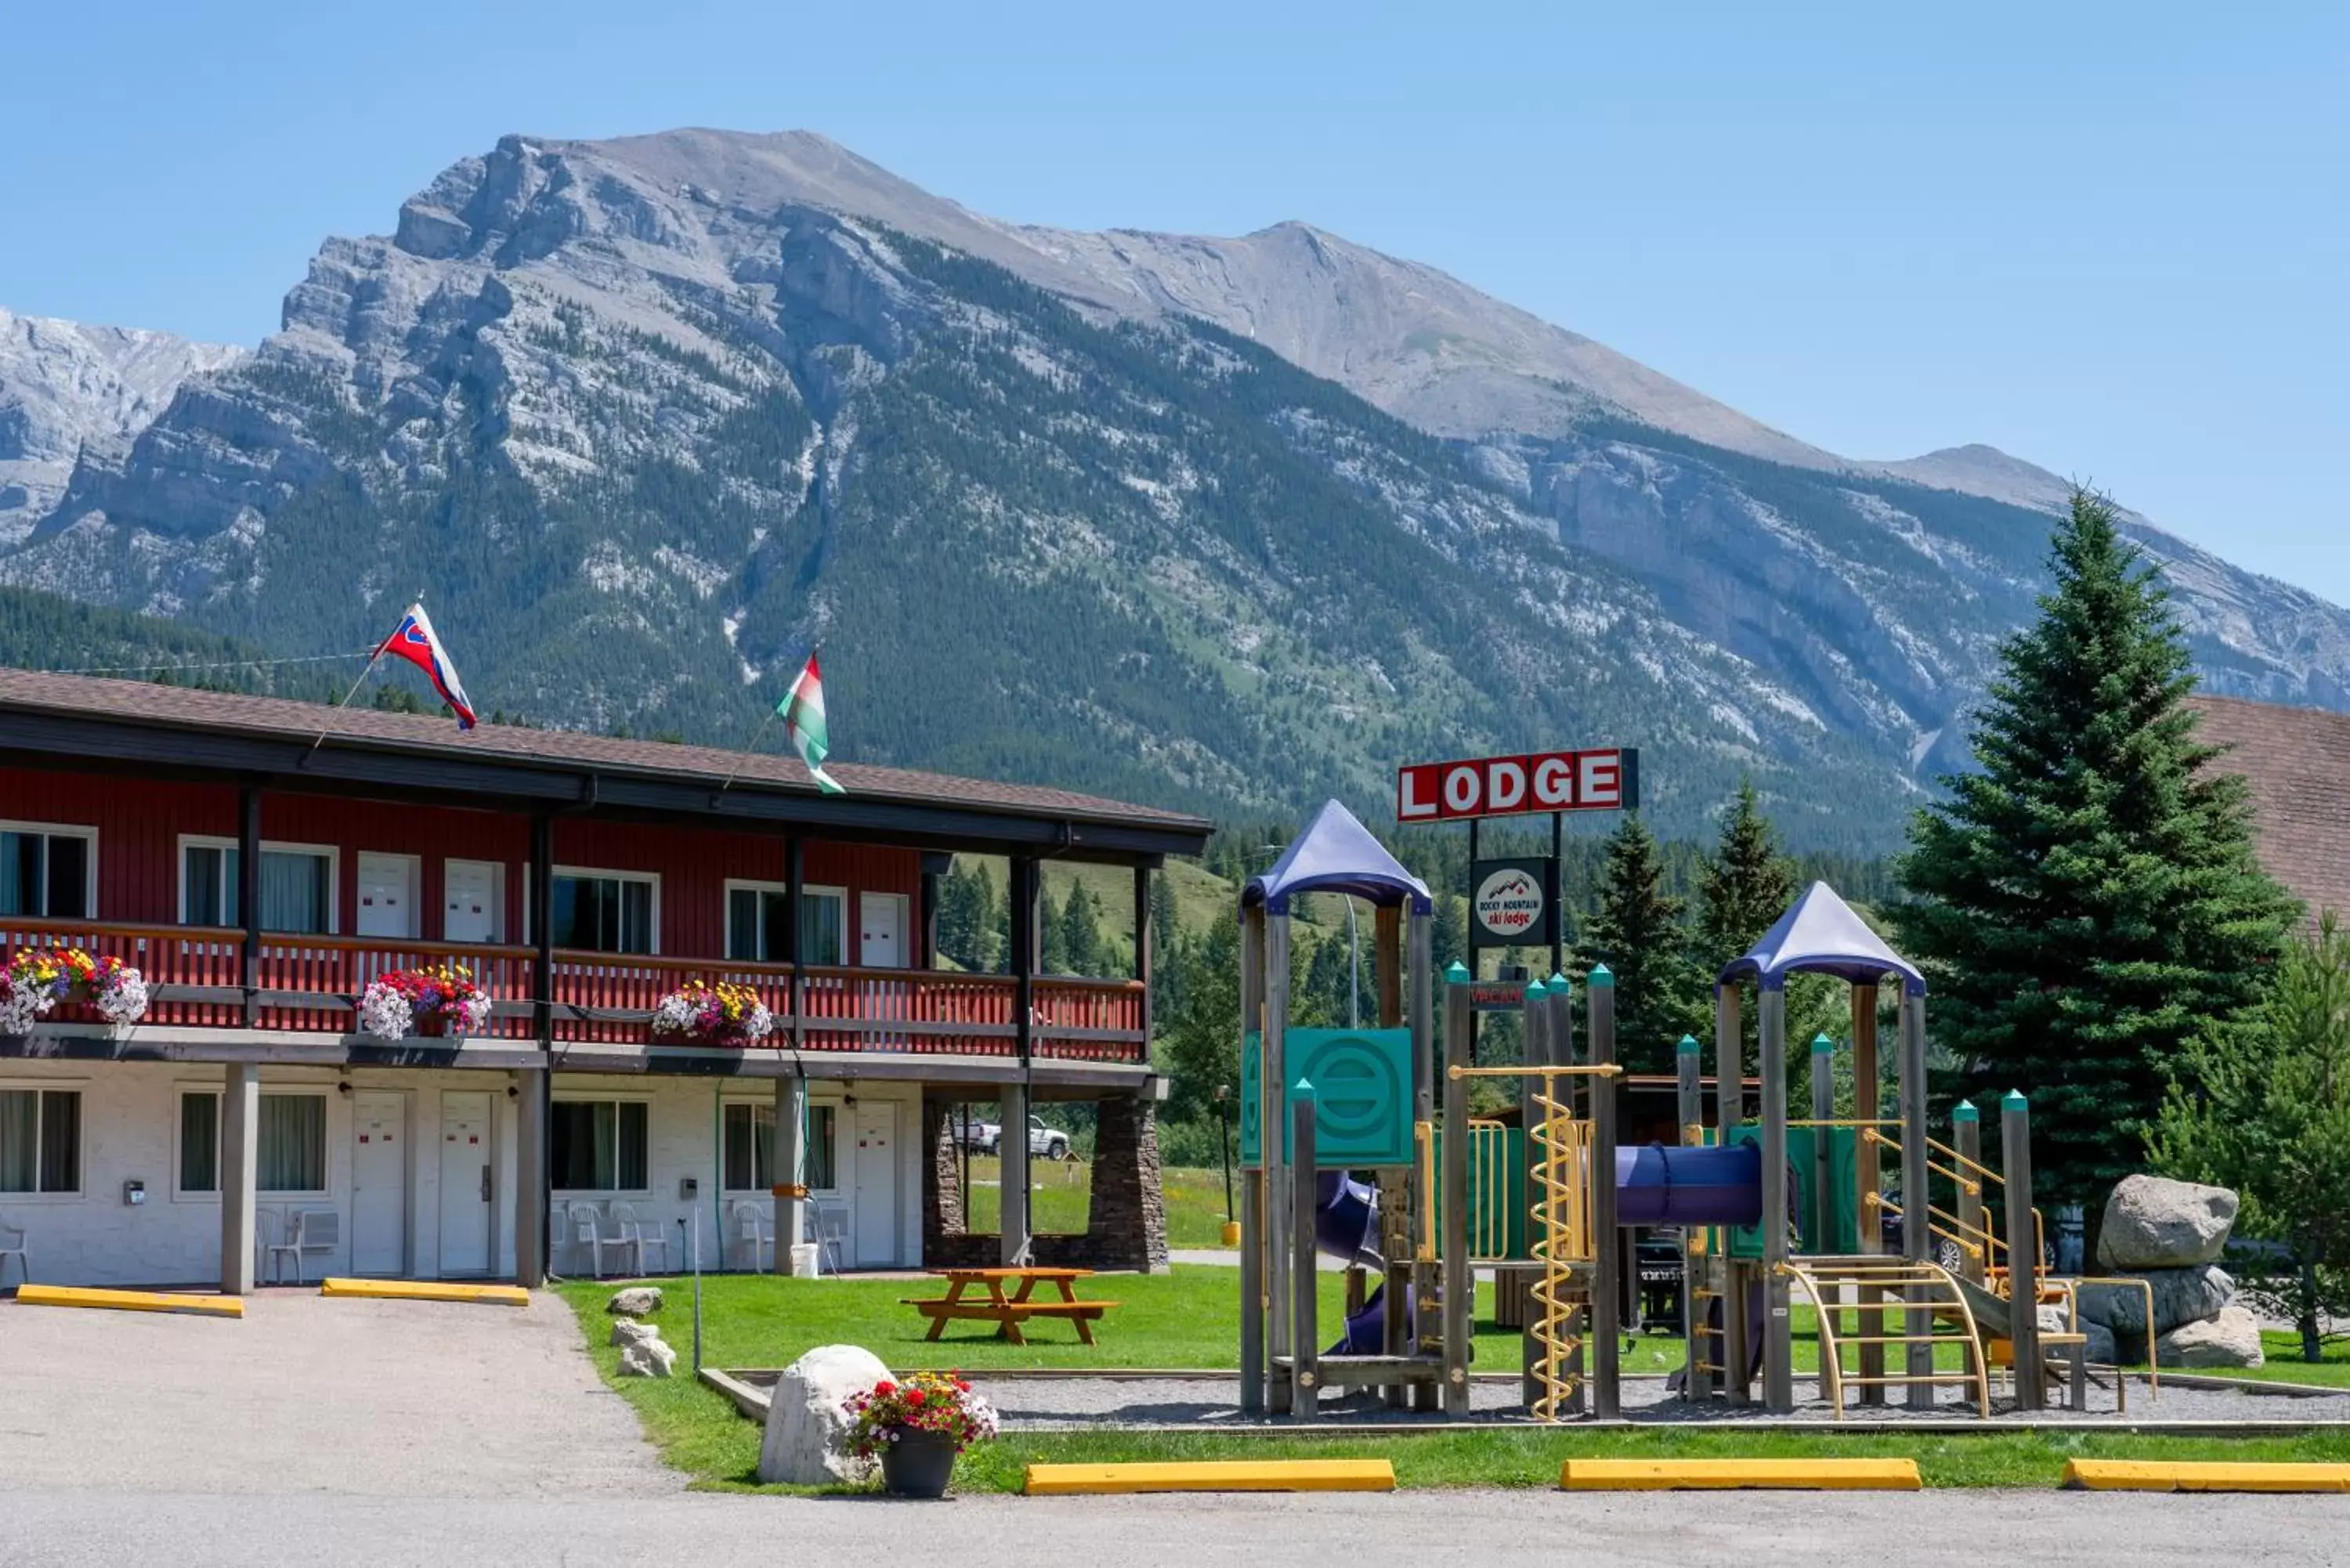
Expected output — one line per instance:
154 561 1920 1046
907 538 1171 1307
319 1277 530 1307
16 1284 243 1318
1025 1460 1396 1495
1560 1458 1922 1491
2063 1460 2350 1493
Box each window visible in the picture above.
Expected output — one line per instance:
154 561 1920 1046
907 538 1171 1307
551 1099 649 1191
551 872 656 955
725 882 846 964
258 1093 326 1192
0 826 92 919
179 1090 219 1194
807 1103 837 1192
0 1088 80 1194
180 840 336 934
723 1101 774 1191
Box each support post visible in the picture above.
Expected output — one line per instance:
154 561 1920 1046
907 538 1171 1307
1291 1079 1319 1418
999 1080 1031 1268
776 1075 808 1274
1714 985 1752 1403
1899 988 1935 1408
1587 965 1621 1419
1133 863 1154 1039
219 1063 258 1294
1379 901 1411 1406
528 811 555 1284
1264 910 1293 1411
2002 1086 2044 1409
1441 966 1472 1417
1406 910 1436 1412
1954 1101 1984 1284
237 784 262 1027
1238 905 1267 1418
1809 1031 1836 1404
784 836 805 1050
1759 983 1793 1414
1548 974 1582 1416
1676 1034 1708 1400
515 1066 547 1286
1851 981 1885 1404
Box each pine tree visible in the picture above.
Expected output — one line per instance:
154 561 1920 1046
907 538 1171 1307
1577 813 1709 1072
1696 779 1798 971
1893 489 2296 1220
1058 880 1103 977
1039 884 1068 974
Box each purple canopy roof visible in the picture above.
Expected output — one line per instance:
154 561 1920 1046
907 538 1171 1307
1242 799 1434 916
1716 880 1926 994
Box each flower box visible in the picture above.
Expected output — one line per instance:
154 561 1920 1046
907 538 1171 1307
358 965 494 1041
649 979 775 1047
1 947 149 1033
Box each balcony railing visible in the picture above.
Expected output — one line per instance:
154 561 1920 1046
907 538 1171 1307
0 920 1148 1064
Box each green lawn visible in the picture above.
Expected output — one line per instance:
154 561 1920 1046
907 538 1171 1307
958 1158 1236 1249
2117 1331 2350 1388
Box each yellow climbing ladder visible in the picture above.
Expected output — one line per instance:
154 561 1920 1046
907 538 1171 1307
1780 1254 1991 1416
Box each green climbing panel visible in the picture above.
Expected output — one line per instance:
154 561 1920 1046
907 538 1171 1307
1726 1124 1862 1259
1238 1028 1415 1168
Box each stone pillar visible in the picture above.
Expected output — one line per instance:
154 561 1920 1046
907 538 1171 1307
922 1093 971 1265
219 1063 258 1294
515 1066 547 1287
1086 1093 1168 1273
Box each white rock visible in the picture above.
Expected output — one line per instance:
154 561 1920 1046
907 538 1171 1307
611 1319 662 1349
2157 1304 2265 1369
607 1286 663 1317
618 1337 678 1378
757 1344 892 1487
2097 1176 2238 1270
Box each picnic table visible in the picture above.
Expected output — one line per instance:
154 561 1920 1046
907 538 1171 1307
901 1266 1119 1345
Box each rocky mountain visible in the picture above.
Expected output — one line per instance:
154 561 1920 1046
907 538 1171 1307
2 129 2345 848
0 308 244 546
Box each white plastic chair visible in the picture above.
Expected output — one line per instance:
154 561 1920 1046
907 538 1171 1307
261 1209 302 1284
568 1201 636 1279
0 1216 27 1288
732 1199 773 1272
291 1209 340 1283
611 1201 669 1274
815 1201 850 1274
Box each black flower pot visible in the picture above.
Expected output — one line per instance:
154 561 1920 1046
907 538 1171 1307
879 1428 958 1498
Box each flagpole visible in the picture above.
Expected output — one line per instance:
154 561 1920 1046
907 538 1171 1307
715 644 815 797
310 644 389 753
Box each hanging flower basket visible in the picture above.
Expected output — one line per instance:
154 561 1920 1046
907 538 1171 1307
0 946 149 1033
843 1372 996 1498
357 964 494 1041
649 979 775 1047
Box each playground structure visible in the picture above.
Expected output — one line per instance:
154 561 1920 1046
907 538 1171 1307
1238 801 2102 1422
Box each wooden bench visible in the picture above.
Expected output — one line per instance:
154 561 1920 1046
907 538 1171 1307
901 1266 1122 1346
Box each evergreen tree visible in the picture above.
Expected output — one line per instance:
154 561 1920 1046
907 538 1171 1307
1038 884 1068 974
1696 780 1798 970
1576 813 1709 1072
1892 489 2296 1220
1058 880 1104 977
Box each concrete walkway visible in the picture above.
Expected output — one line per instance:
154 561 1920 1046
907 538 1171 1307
0 1288 672 1500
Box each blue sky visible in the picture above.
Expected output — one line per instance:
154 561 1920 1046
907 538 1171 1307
5 2 2343 596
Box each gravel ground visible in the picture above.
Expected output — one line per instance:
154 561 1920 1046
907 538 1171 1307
0 1289 674 1498
969 1369 2350 1428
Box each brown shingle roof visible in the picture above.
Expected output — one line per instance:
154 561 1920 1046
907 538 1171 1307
0 667 1209 835
2189 693 2350 926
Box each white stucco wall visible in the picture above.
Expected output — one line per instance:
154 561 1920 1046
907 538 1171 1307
0 1062 922 1287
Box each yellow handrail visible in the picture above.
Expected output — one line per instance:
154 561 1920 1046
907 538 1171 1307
1527 1093 1591 1422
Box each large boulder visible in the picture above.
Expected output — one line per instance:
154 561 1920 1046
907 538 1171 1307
2076 1264 2235 1337
2156 1304 2265 1369
757 1344 892 1487
2097 1176 2238 1270
618 1335 678 1378
607 1286 664 1317
611 1319 663 1349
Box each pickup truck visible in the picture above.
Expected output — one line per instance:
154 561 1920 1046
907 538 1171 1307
950 1114 1071 1160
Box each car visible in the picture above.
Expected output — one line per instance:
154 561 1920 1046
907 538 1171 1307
1027 1117 1071 1162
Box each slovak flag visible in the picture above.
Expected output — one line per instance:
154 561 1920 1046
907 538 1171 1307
375 603 478 730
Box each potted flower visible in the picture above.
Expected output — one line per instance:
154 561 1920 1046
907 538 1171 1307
0 946 149 1033
357 964 494 1041
649 978 775 1046
842 1371 996 1498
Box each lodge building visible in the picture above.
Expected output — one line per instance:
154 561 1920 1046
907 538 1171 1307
0 669 1208 1289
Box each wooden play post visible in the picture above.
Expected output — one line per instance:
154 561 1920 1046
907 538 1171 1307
2002 1089 2044 1409
1265 910 1292 1414
1713 984 1751 1404
1850 981 1885 1404
1408 910 1437 1412
1759 982 1794 1414
1954 1101 1985 1284
1587 965 1622 1418
1548 976 1585 1417
1441 966 1472 1418
1291 1079 1320 1418
1238 905 1267 1417
1676 1033 1709 1402
1900 987 1934 1410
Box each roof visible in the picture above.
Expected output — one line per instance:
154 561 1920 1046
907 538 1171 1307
0 667 1210 854
1716 880 1925 994
1244 798 1433 915
2188 694 2350 925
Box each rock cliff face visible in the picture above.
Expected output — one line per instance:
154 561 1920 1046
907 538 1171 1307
2 129 2345 842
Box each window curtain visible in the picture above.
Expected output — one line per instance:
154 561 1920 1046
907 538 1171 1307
259 851 328 934
591 1101 617 1190
180 1093 219 1194
725 1102 774 1190
801 893 844 966
616 1101 647 1190
805 1104 837 1190
258 1093 325 1190
0 1089 35 1192
38 1091 77 1193
0 833 38 918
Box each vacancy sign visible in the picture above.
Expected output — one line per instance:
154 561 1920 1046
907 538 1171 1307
1396 747 1640 823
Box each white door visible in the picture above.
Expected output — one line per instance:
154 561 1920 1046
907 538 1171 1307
437 1091 493 1276
356 853 417 940
859 894 906 968
352 1092 407 1276
444 859 500 944
851 1102 898 1266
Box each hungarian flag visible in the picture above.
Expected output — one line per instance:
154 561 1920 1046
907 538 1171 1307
779 652 844 793
375 603 477 730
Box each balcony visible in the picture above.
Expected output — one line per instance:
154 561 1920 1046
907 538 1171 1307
0 920 1148 1064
